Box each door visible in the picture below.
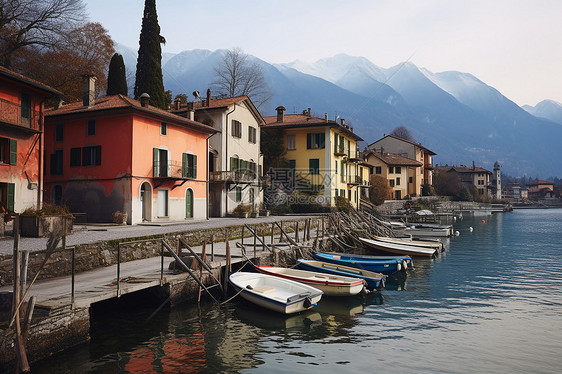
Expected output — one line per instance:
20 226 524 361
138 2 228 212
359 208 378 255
158 189 168 217
186 189 193 218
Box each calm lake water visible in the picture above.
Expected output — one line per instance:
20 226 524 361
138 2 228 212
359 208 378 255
34 209 562 373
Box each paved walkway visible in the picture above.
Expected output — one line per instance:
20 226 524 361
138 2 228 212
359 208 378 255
0 215 317 255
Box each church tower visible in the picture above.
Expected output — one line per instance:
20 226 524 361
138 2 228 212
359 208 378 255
493 161 501 200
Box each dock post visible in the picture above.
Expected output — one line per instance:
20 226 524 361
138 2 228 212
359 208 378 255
254 225 257 258
211 235 215 262
295 221 299 243
262 224 265 252
271 223 275 251
160 240 164 283
71 246 75 307
116 243 121 297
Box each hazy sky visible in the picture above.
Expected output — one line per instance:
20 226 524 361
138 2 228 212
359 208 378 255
83 0 562 106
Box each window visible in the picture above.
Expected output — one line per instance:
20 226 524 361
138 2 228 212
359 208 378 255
182 153 197 178
395 166 402 174
309 158 320 175
236 187 242 202
0 138 17 165
160 122 167 135
248 126 257 143
21 93 30 124
306 133 325 149
70 148 81 167
375 166 382 174
340 189 345 197
389 179 395 187
55 124 64 142
389 166 394 174
230 156 240 171
341 161 345 183
409 177 413 183
153 148 169 177
232 120 242 138
288 159 296 170
87 120 96 135
82 146 102 166
287 134 296 150
0 183 15 212
335 160 338 174
396 177 401 186
50 149 63 175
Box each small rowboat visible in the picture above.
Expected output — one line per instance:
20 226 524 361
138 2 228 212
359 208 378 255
297 259 385 291
313 252 413 274
373 236 443 251
229 272 323 314
255 265 365 297
359 237 436 257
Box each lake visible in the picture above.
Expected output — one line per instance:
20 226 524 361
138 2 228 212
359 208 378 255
33 209 562 373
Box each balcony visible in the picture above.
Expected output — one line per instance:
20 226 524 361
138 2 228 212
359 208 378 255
0 98 41 132
153 160 196 179
334 144 346 156
347 175 361 186
348 150 361 162
210 170 258 184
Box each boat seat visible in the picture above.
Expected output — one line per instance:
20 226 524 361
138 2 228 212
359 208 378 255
251 286 276 294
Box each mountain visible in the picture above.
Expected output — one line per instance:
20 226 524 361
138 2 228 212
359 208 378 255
522 100 562 125
115 46 562 177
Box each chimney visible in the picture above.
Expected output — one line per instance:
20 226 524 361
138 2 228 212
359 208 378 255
187 101 194 120
341 118 346 127
55 98 64 110
276 106 286 123
139 93 150 107
82 74 96 107
174 98 181 110
206 88 211 107
307 107 311 117
472 160 475 170
324 113 328 122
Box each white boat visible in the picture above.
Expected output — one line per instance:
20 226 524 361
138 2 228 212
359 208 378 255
372 236 443 250
255 265 365 297
393 226 452 238
229 272 323 314
359 237 437 257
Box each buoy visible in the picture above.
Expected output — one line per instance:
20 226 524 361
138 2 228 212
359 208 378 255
469 227 473 232
455 231 460 236
397 263 402 271
482 220 485 223
403 260 408 269
453 216 457 222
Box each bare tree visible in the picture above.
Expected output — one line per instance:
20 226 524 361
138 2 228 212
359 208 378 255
0 0 86 68
390 126 416 142
212 47 272 108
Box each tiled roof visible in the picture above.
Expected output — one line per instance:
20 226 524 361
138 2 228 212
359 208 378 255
46 94 216 133
526 180 554 186
435 165 491 174
0 65 62 96
365 150 423 167
171 95 265 125
263 113 363 141
369 134 436 155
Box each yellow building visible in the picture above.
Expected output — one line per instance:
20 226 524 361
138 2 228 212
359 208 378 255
363 150 422 200
263 107 367 208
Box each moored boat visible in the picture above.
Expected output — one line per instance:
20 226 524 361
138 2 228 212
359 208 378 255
372 236 443 250
255 265 365 296
313 252 410 274
297 259 386 291
229 272 323 314
359 237 437 257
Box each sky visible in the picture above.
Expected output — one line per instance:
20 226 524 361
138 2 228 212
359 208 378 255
83 0 562 107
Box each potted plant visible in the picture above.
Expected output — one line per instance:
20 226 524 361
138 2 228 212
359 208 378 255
258 203 270 217
112 211 128 225
232 204 252 218
20 204 73 237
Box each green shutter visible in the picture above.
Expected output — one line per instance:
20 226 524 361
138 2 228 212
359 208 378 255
7 183 15 212
182 153 188 177
320 133 325 148
192 154 197 178
153 148 159 177
9 139 17 165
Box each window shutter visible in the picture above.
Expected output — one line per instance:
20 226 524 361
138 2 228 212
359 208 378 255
182 153 188 178
153 148 159 177
334 134 338 152
307 134 311 149
230 157 238 171
95 145 102 165
7 183 15 211
320 133 325 148
9 139 17 165
192 155 197 178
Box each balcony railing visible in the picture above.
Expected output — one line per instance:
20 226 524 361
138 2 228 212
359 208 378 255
347 175 362 185
210 170 258 183
0 98 41 131
153 160 196 179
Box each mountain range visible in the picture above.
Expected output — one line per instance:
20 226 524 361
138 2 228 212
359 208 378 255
116 44 562 178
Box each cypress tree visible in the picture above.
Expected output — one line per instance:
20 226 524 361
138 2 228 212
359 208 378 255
107 53 128 96
134 0 166 109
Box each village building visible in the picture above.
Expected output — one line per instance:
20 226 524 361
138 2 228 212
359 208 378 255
0 66 61 216
492 161 502 200
44 75 215 224
363 149 423 200
263 106 368 209
435 163 493 199
526 180 555 200
503 182 529 202
171 91 264 217
366 135 436 196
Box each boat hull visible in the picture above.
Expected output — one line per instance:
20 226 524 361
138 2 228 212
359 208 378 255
359 237 436 257
229 272 323 314
313 252 405 275
255 265 365 297
297 259 385 291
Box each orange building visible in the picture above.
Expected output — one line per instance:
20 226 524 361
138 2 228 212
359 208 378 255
44 76 215 224
0 66 61 214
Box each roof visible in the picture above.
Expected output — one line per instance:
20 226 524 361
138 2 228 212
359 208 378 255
369 134 436 155
365 150 423 167
526 180 554 186
0 65 62 97
172 95 265 125
435 165 491 174
46 95 216 134
263 113 363 141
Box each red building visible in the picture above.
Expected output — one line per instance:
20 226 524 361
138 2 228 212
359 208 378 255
44 76 216 224
0 66 61 214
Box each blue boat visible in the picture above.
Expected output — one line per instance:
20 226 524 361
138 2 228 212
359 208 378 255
297 259 385 291
313 252 410 275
